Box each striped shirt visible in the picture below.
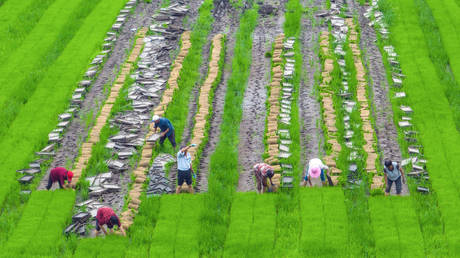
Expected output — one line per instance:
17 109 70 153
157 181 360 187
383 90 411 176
253 163 273 177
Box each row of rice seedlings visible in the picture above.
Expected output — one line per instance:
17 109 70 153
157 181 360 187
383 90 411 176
272 0 303 256
0 0 129 245
0 0 128 206
0 190 75 256
299 188 349 256
421 0 460 132
372 0 451 255
0 0 56 60
197 5 259 256
320 12 376 256
0 0 105 141
369 196 425 257
223 193 276 257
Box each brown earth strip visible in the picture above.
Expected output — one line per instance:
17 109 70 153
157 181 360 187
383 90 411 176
299 0 327 186
121 31 192 229
237 1 286 192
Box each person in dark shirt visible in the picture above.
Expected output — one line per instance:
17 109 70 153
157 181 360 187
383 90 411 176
95 207 126 236
152 115 176 149
46 167 73 190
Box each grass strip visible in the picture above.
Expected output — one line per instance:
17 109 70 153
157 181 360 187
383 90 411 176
371 1 448 256
299 188 348 257
249 194 276 257
0 190 75 256
173 194 203 257
0 0 57 61
197 6 259 256
369 197 425 257
149 195 183 257
0 0 101 140
223 192 276 257
0 0 128 205
385 0 460 255
73 235 128 258
417 0 460 132
223 193 255 257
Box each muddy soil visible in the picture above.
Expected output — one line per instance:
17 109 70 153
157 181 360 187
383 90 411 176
38 1 160 190
195 3 241 192
298 0 327 187
237 1 287 192
348 0 408 195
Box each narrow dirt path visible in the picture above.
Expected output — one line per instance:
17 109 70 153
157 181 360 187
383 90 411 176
38 1 159 190
298 0 326 187
348 0 408 195
196 2 240 192
237 1 286 192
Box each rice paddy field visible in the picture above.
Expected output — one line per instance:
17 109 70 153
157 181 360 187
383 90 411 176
1 0 460 257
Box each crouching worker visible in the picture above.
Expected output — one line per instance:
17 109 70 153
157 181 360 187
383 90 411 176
46 167 73 190
151 115 176 149
95 207 126 236
384 160 406 196
176 144 196 194
253 163 275 194
302 158 330 187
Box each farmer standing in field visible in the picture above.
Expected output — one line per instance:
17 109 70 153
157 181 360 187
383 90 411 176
302 158 330 187
151 115 176 149
94 206 126 236
253 163 275 194
46 167 73 190
176 144 196 194
384 160 406 195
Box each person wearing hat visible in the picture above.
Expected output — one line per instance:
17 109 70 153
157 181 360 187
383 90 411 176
94 206 126 236
176 144 196 194
384 160 406 195
46 167 73 190
151 115 176 149
302 158 330 187
253 163 275 194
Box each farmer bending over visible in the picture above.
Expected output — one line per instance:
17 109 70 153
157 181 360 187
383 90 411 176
384 160 406 196
302 158 330 187
46 167 73 190
253 163 275 194
176 144 196 194
152 115 176 149
95 207 126 236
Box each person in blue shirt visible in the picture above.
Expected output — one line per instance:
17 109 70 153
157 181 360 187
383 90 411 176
152 115 176 149
176 144 196 194
384 160 406 196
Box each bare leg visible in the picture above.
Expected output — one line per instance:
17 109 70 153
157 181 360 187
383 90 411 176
188 185 194 194
176 186 181 194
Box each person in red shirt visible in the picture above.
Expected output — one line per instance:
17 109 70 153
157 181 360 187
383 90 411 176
253 163 275 194
46 167 73 190
95 207 126 236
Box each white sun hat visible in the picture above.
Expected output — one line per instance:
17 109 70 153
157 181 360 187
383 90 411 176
152 115 160 122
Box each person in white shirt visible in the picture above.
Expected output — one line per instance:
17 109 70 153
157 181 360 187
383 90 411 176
176 144 196 194
302 158 330 187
